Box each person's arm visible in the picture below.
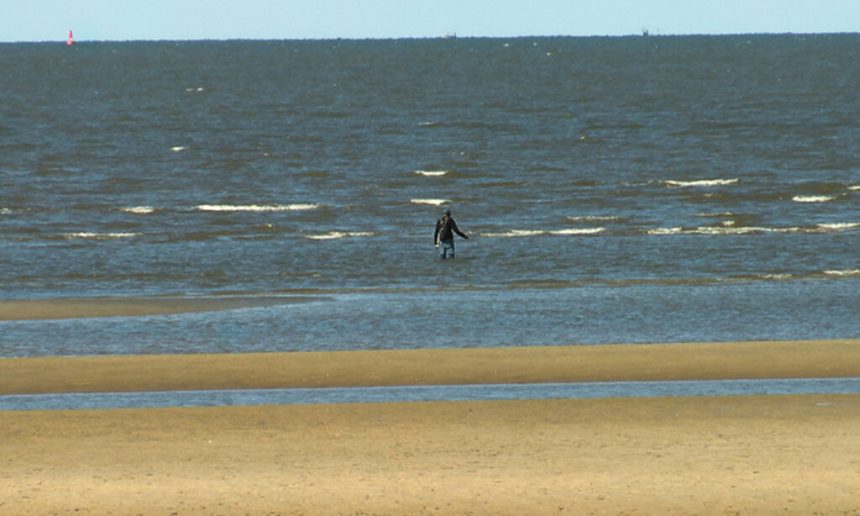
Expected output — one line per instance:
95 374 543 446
434 220 442 246
452 220 469 239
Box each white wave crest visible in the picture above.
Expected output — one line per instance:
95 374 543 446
849 185 860 191
170 146 187 152
663 179 739 187
792 195 834 203
414 170 448 177
121 206 156 215
648 226 789 236
817 222 860 231
692 226 784 235
0 208 12 215
646 224 860 236
410 199 450 206
698 212 736 218
549 228 605 236
647 227 684 235
196 204 319 212
482 230 544 238
760 273 793 280
824 269 860 277
305 231 374 240
482 228 604 238
566 215 621 222
64 232 140 240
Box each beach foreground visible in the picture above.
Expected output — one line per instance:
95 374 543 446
3 341 860 513
2 395 860 514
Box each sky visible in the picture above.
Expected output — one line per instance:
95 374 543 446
1 0 859 43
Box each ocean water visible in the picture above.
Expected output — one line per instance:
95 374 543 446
6 378 860 411
2 35 859 357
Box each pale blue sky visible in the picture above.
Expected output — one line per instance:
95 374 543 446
1 0 859 42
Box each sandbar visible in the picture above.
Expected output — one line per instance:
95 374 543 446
2 339 860 395
0 295 325 321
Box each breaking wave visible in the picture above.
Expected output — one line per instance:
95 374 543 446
410 199 450 206
196 204 319 212
647 222 860 236
482 228 605 238
304 231 375 240
817 222 860 230
823 269 860 277
792 195 835 203
663 179 739 187
566 215 622 223
414 170 448 177
63 232 140 240
121 206 156 215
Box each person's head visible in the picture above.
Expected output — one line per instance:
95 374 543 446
443 208 451 217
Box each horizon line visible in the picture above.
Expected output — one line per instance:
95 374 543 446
2 30 859 45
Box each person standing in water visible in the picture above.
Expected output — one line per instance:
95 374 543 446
434 208 469 259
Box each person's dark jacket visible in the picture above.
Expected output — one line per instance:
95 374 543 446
434 215 468 244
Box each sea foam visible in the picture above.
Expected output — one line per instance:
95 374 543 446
549 228 605 235
823 269 860 277
414 170 448 177
792 195 834 203
63 232 140 240
121 206 156 215
817 222 860 231
305 231 374 240
196 204 319 212
647 226 785 236
410 199 450 206
566 215 622 223
647 223 860 236
663 179 739 187
482 228 604 238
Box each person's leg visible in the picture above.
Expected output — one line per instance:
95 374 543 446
440 240 455 259
445 240 455 259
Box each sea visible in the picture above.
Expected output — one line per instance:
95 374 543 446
2 34 859 360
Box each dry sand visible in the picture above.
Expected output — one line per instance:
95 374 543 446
2 396 859 514
2 341 860 514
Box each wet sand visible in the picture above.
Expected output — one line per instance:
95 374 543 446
0 295 325 321
2 339 860 395
2 395 859 514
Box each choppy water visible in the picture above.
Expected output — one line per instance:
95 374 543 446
2 35 859 356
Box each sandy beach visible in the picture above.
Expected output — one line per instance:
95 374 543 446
2 395 859 514
1 340 859 513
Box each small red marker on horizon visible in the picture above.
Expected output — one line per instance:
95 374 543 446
67 29 75 46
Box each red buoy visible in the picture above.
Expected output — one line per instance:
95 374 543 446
67 30 75 46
